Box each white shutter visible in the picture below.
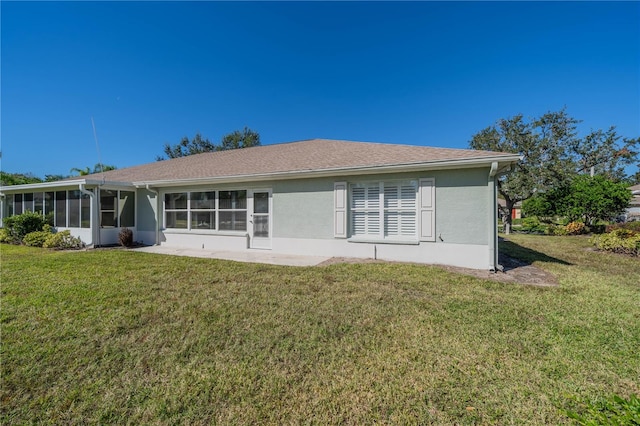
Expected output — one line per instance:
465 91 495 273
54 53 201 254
334 182 347 238
419 178 436 241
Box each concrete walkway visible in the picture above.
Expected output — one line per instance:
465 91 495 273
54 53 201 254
131 245 331 267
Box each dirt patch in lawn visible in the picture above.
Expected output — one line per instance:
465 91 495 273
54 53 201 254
318 253 559 287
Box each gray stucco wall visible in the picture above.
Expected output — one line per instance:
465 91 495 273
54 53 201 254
272 167 491 245
136 188 158 233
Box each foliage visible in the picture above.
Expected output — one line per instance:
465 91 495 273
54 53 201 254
565 221 586 235
2 236 639 424
44 174 70 182
0 171 42 186
605 221 640 233
42 230 83 249
546 224 569 236
531 176 631 225
569 127 640 182
23 231 52 247
219 126 261 151
520 217 548 234
157 128 260 160
118 227 133 247
470 110 578 231
562 394 640 425
2 211 47 241
0 228 15 243
70 163 117 176
470 109 639 232
590 229 640 256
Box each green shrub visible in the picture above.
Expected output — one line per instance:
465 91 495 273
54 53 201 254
520 217 548 234
42 231 83 250
23 231 52 247
546 224 569 236
0 228 16 244
605 221 640 233
2 211 47 241
590 229 640 256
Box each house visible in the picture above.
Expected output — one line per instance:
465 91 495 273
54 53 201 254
497 198 522 220
0 139 520 270
625 184 640 222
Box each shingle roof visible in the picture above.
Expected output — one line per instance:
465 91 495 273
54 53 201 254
72 139 520 184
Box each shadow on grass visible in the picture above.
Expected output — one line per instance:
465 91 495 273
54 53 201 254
499 237 572 270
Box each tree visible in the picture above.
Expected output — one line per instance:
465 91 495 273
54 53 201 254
156 128 261 160
219 127 261 151
470 109 639 233
569 127 639 181
0 171 43 186
470 110 578 233
524 175 631 225
70 163 117 176
156 133 216 160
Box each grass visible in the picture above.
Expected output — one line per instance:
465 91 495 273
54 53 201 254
1 235 639 424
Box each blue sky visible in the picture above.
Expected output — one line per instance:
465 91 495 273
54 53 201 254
2 1 639 178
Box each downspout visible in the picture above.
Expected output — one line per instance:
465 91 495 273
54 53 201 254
146 184 160 245
79 184 95 247
488 162 499 272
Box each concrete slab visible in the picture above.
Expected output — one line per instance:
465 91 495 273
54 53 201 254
130 245 331 267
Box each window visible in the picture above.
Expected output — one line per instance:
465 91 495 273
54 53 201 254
24 193 34 212
190 191 215 230
219 190 247 231
55 191 66 227
350 180 418 240
34 192 44 214
100 189 135 228
44 192 54 216
100 190 117 227
165 192 188 229
81 194 91 228
163 190 247 232
14 194 23 215
68 190 81 227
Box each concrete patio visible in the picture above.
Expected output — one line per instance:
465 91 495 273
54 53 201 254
131 245 331 267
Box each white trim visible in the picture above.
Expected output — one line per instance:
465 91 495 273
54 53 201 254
419 178 436 242
334 182 347 238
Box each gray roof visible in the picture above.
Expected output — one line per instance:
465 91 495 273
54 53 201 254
69 139 520 184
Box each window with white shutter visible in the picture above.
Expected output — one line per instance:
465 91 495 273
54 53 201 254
349 180 418 241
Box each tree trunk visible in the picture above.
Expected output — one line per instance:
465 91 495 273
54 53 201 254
502 199 516 235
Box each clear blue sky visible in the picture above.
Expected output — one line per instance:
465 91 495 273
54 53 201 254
2 1 639 178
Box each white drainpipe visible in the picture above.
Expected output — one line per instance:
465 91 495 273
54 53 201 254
79 184 96 247
488 162 499 272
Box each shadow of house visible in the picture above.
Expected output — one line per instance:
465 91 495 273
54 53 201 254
498 237 571 271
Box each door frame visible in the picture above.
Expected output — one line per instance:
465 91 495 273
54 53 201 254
248 188 272 249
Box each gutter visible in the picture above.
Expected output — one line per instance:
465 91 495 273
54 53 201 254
0 179 134 193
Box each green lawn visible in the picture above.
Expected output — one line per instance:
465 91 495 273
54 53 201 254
1 235 639 424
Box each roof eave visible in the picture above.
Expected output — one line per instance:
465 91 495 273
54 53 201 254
0 179 135 193
134 155 521 188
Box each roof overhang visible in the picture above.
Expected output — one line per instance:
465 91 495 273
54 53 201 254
0 154 521 192
0 179 135 193
134 155 522 188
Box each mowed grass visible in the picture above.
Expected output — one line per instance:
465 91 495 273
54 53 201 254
1 235 639 425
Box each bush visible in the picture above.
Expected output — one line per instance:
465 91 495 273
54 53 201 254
546 224 568 236
23 231 52 247
520 217 548 234
606 221 640 233
0 228 16 244
590 228 640 256
565 221 586 235
42 231 83 250
118 227 134 247
3 212 47 241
